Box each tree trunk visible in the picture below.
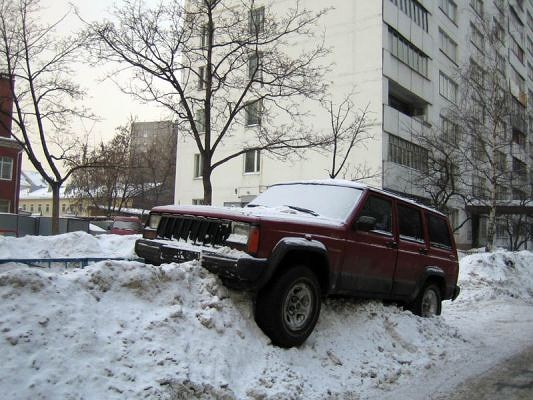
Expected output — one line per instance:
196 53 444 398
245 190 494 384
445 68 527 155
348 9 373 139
202 168 213 205
51 183 61 235
485 202 496 252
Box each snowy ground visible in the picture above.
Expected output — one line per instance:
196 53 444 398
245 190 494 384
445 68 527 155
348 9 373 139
0 232 532 399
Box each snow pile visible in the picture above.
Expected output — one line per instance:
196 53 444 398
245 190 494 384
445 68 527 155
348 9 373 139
459 250 533 303
0 231 138 259
0 233 532 399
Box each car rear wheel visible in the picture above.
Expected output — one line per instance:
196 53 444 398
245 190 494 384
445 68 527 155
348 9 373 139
410 283 442 317
255 265 321 348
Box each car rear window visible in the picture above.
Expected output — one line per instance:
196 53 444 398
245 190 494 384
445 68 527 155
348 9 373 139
427 214 452 249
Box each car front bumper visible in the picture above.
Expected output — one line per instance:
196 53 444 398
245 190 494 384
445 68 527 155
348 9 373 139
135 239 268 290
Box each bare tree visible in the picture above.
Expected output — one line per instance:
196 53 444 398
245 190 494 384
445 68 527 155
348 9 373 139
0 0 95 233
321 93 376 180
411 123 464 213
68 125 137 215
88 0 331 205
445 11 523 251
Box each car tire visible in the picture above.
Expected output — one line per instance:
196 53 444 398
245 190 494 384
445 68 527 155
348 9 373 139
255 265 321 348
410 283 442 317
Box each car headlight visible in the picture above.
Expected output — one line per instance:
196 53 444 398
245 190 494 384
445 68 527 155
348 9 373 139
227 222 260 255
148 214 162 230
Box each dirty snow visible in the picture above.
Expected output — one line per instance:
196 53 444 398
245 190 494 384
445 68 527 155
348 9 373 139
0 234 532 399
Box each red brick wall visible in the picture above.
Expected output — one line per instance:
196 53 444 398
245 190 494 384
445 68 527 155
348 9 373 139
0 75 13 138
0 75 21 213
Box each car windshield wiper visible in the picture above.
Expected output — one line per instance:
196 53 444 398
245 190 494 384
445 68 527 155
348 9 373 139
284 205 319 217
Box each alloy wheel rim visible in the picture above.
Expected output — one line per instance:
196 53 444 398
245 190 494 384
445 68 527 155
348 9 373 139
283 282 313 331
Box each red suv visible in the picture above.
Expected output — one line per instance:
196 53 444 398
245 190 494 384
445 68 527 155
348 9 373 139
135 180 460 347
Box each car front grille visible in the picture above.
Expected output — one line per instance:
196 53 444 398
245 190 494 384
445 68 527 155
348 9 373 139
156 215 231 247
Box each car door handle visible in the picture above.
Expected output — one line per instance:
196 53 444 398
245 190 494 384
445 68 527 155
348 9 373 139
386 241 398 249
418 247 428 255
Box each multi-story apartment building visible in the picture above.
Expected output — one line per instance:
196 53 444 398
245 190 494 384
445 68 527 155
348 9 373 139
175 0 533 249
130 121 178 208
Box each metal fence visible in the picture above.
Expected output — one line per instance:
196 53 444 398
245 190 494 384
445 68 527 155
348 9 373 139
0 213 89 237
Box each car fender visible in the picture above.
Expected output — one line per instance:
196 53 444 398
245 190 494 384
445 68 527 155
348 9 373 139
409 266 446 302
256 237 330 291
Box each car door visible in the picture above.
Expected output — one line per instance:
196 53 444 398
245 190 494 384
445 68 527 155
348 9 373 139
425 212 459 299
392 202 429 297
340 192 398 295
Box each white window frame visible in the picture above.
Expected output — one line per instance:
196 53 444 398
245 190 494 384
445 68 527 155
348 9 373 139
193 153 203 179
0 199 9 213
244 149 261 174
439 71 458 103
439 28 457 63
0 157 13 181
245 99 262 127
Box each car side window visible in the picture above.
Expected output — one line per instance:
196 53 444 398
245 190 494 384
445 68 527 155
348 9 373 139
359 195 392 235
398 204 424 242
427 214 452 249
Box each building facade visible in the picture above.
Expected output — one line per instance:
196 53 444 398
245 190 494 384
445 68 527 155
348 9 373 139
0 74 22 213
130 121 178 209
175 0 533 249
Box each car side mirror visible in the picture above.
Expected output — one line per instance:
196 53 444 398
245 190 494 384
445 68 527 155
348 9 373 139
355 215 377 232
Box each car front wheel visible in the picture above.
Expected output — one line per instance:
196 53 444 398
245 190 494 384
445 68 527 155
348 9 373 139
255 265 321 348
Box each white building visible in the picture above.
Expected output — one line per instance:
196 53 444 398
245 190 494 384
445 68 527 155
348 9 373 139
175 0 533 249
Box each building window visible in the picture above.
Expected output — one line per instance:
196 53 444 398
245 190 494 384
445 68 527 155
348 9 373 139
22 204 26 211
198 66 206 90
492 18 505 43
195 109 205 133
389 0 429 32
0 199 9 212
193 153 203 178
441 115 461 145
439 28 457 63
388 26 429 77
249 6 265 35
496 52 506 76
512 129 526 146
512 157 527 177
509 6 524 42
510 36 524 64
470 59 484 87
46 204 50 213
38 204 42 213
192 199 205 205
472 175 488 199
200 24 208 49
388 134 428 172
248 52 263 82
470 0 483 17
245 99 262 126
527 36 533 57
244 149 260 173
470 24 484 52
31 204 35 213
439 0 457 23
439 71 458 103
0 157 13 180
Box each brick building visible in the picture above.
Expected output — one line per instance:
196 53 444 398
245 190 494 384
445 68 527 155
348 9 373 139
0 74 22 213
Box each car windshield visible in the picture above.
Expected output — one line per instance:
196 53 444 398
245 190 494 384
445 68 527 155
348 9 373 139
247 183 363 221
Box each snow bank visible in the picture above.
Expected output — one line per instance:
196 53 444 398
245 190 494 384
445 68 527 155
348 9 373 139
459 250 533 303
0 233 532 399
0 231 138 259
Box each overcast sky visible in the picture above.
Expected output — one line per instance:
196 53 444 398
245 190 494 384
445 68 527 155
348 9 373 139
38 0 166 146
